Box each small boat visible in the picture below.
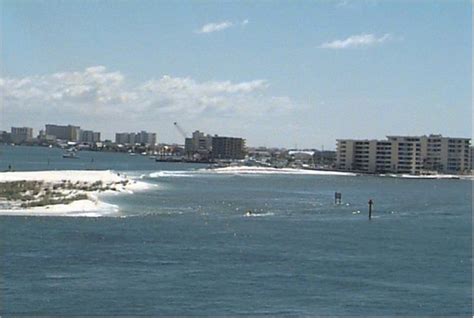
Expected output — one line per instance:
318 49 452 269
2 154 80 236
62 151 79 159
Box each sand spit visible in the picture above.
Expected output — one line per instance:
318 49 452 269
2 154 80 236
0 170 149 217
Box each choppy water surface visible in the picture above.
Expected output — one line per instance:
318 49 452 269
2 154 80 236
0 145 471 315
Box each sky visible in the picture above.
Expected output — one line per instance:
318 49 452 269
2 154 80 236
0 0 471 149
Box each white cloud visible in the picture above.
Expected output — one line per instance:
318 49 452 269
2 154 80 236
336 0 380 8
336 0 351 8
195 21 234 34
0 66 295 124
195 19 249 34
319 33 392 49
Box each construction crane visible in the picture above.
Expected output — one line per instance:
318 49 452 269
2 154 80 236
173 122 188 139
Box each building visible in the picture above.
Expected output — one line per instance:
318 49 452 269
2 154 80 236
115 132 133 145
313 150 337 166
136 131 156 146
471 147 474 170
115 131 156 146
80 130 101 143
10 127 33 144
183 130 245 160
38 130 56 143
184 130 213 159
211 136 245 160
45 124 80 141
0 130 11 143
336 134 471 175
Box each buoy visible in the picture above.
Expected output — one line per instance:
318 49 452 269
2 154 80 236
334 192 342 204
368 199 374 220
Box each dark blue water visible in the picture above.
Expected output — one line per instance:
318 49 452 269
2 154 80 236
0 145 472 315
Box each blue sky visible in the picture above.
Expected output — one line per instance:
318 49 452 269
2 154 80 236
1 0 471 148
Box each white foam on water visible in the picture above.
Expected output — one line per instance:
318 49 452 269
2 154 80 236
149 170 195 178
384 173 462 179
148 167 356 178
201 166 356 176
243 211 275 217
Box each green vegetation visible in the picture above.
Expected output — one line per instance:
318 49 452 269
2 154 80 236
0 181 44 201
20 194 89 208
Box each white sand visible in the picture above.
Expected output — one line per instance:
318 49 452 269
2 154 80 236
0 199 119 217
0 170 151 217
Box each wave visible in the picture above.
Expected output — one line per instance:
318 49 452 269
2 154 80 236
147 166 356 178
148 170 195 178
243 211 275 217
200 166 356 176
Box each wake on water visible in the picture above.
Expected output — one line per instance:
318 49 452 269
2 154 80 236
146 166 357 179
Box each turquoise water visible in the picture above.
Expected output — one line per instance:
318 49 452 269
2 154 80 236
0 145 472 315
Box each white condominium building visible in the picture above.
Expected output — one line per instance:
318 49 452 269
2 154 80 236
336 134 471 175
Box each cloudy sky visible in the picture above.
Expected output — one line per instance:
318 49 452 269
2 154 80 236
1 0 471 148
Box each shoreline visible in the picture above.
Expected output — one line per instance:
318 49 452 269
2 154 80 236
0 166 469 217
203 165 471 179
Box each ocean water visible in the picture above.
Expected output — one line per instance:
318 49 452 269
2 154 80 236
0 145 472 315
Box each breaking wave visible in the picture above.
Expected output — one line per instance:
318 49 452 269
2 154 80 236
148 170 195 178
206 166 356 176
148 166 356 178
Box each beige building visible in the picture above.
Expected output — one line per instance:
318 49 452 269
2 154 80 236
336 134 471 175
45 124 80 142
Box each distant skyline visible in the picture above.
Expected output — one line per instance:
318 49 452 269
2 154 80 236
1 0 471 149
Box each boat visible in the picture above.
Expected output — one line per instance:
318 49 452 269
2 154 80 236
62 150 79 159
63 151 79 159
